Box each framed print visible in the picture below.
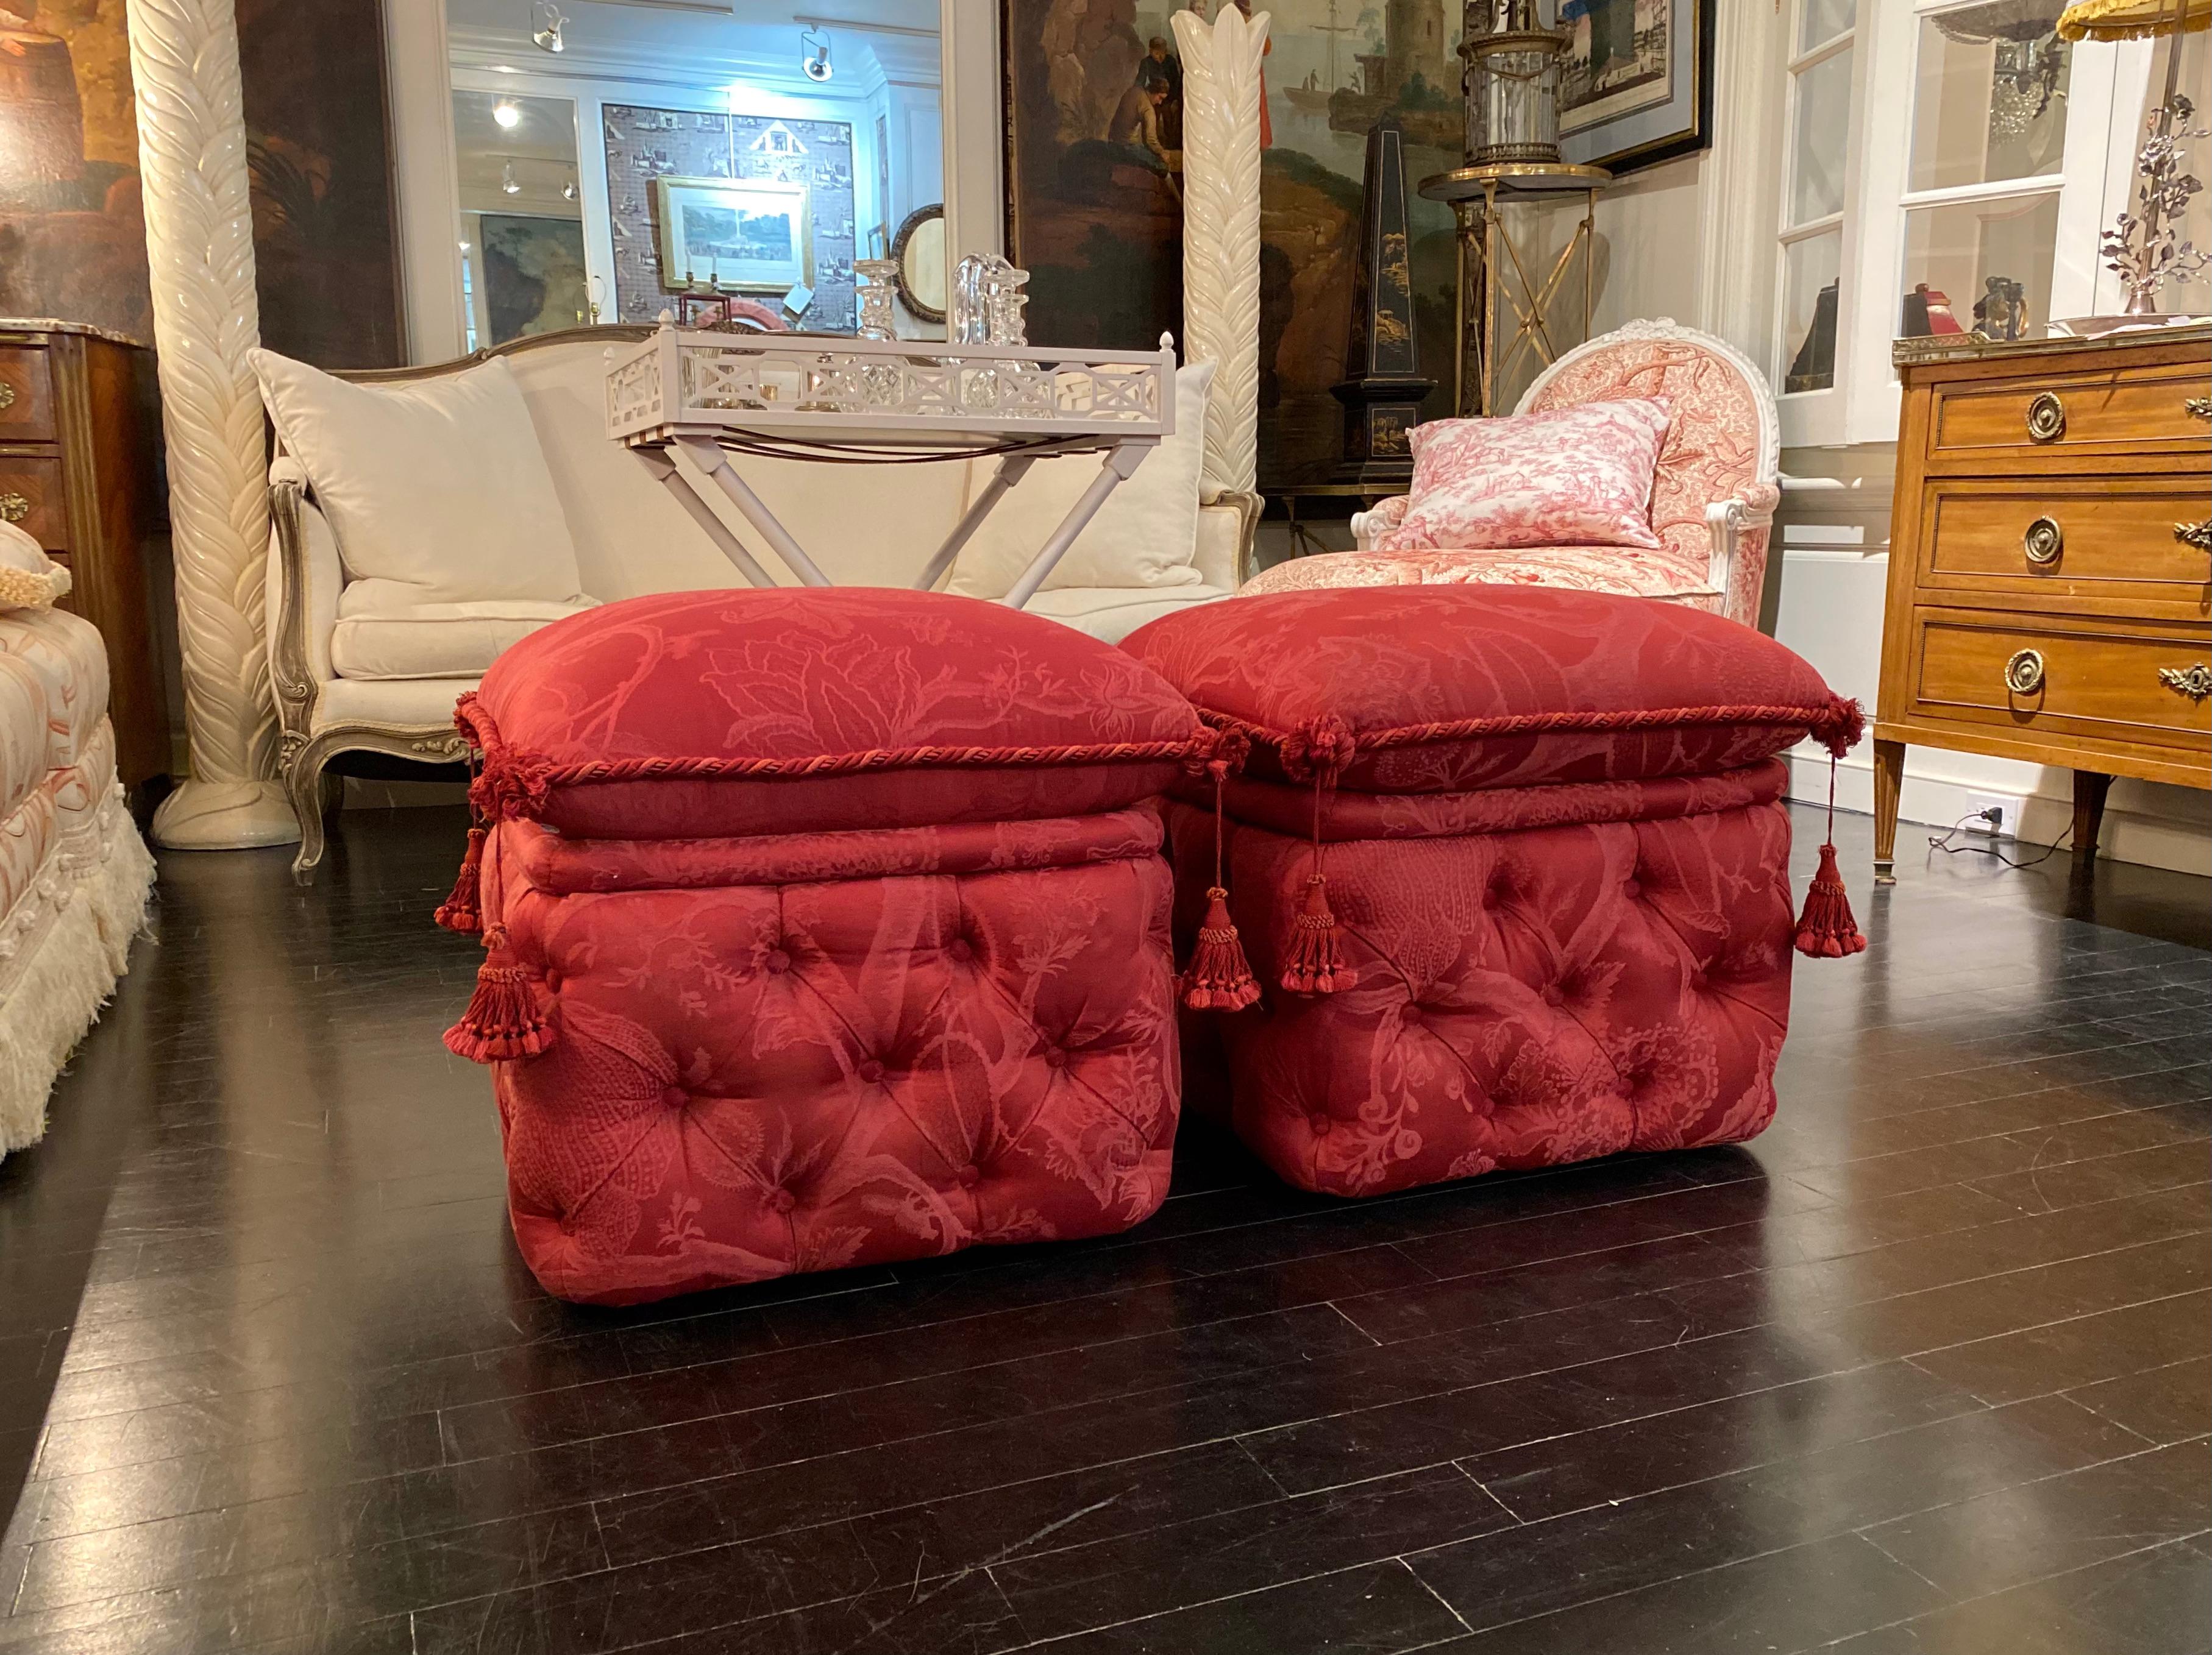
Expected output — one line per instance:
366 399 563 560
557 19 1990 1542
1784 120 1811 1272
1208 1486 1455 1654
478 214 590 344
651 175 813 292
1555 0 1714 176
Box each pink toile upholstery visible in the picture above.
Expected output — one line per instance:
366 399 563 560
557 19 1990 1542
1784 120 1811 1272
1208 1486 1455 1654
445 588 1206 1303
1251 320 1781 628
1124 586 1860 1200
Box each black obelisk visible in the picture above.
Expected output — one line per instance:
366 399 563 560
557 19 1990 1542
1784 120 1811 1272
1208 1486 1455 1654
1332 117 1435 483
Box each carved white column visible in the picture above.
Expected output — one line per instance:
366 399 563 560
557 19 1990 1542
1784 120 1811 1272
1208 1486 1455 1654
1172 4 1269 501
128 0 299 848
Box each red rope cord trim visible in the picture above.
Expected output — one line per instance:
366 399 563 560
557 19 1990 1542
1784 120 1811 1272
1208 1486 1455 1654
452 693 1218 820
1200 696 1865 768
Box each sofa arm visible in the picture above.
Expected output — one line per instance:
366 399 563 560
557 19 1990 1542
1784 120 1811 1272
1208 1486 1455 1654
266 460 342 743
1195 491 1261 589
1704 481 1779 624
1350 495 1409 549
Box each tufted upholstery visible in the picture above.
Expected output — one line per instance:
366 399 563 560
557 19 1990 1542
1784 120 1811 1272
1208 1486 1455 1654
1165 793 1793 1196
454 589 1195 1304
1133 584 1846 1199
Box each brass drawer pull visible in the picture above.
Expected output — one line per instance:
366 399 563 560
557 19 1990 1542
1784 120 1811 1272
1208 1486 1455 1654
0 492 27 524
0 382 15 411
2188 395 2211 421
2177 517 2212 553
2025 391 2066 442
2004 648 2046 695
2159 663 2212 700
2022 516 2063 564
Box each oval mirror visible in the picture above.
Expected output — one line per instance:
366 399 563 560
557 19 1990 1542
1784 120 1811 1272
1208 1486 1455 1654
892 204 947 325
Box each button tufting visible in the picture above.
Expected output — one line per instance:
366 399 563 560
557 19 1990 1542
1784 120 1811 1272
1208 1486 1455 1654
956 1163 981 1186
947 938 973 962
661 1085 688 1110
858 1059 886 1084
1309 1113 1333 1136
1399 1002 1424 1024
1043 1047 1069 1069
545 970 563 993
1623 879 1641 899
1542 984 1565 1007
765 949 791 974
765 1188 796 1214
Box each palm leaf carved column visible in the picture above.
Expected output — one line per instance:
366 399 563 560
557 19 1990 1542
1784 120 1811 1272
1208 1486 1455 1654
1173 5 1270 523
127 0 299 848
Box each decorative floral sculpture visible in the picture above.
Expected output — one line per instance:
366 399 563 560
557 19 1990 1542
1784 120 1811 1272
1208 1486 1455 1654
2102 93 2209 314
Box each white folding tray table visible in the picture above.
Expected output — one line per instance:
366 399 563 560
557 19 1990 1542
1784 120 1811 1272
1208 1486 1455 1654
605 320 1175 608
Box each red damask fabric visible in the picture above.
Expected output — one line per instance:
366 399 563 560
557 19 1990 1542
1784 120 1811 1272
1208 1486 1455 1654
1123 586 1858 794
468 587 1206 838
484 816 1181 1303
1165 796 1795 1197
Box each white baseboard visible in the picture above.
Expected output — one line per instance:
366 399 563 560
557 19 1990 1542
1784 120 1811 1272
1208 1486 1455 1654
1784 748 2211 879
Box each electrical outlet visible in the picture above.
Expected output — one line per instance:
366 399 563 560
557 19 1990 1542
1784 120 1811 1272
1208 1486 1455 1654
1965 793 2023 839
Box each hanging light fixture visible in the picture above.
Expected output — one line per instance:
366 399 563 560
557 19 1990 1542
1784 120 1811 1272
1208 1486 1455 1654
530 1 566 53
800 24 833 80
493 99 522 130
501 161 522 196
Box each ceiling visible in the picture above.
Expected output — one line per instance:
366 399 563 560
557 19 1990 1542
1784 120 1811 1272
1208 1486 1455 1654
445 0 942 90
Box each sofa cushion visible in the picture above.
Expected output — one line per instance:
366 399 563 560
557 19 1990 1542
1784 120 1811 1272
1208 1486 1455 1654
464 587 1209 838
1121 586 1858 794
251 351 587 611
948 362 1214 599
329 598 600 681
1381 398 1670 554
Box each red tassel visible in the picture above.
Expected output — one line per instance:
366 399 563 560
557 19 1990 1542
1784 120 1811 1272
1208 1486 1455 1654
443 924 556 1063
1281 874 1351 994
435 826 488 934
1794 842 1866 959
1183 887 1261 1010
1794 751 1865 959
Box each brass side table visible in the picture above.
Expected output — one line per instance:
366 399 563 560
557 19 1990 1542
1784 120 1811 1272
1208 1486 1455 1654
1420 161 1610 416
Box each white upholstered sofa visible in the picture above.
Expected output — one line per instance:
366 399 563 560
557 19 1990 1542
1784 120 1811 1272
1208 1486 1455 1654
266 324 1254 881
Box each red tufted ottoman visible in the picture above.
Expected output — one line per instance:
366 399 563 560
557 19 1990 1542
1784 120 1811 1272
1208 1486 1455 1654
1123 587 1863 1199
438 588 1208 1303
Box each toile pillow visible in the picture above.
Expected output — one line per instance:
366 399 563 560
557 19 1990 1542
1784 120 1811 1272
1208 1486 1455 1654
1379 397 1671 554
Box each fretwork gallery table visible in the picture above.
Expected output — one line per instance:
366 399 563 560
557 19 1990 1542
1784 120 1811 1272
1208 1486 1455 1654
605 322 1176 608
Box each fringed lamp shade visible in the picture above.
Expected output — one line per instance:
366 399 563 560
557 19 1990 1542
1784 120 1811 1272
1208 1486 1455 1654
2057 0 2209 38
0 23 87 196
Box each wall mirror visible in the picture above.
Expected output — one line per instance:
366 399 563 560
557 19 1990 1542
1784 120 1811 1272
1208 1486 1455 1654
438 0 948 349
891 202 946 323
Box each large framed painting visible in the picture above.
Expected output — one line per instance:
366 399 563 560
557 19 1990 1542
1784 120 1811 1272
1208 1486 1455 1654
0 0 152 339
236 0 407 367
1555 0 1715 176
1007 0 1464 487
651 175 812 294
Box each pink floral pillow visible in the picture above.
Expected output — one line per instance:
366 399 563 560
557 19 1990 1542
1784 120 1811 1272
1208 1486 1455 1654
1379 398 1671 553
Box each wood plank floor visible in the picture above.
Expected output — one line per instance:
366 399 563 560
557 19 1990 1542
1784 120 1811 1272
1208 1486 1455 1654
0 804 2205 1654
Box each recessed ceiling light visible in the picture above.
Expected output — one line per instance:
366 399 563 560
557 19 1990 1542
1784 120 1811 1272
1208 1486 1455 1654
493 101 522 129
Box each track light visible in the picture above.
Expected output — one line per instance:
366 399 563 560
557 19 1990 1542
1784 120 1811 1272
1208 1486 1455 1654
800 25 832 80
501 161 522 196
493 100 522 130
531 1 566 52
562 177 578 201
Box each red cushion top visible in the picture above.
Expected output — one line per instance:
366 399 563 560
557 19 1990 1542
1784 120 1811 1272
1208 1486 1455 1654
463 589 1207 837
1121 587 1859 794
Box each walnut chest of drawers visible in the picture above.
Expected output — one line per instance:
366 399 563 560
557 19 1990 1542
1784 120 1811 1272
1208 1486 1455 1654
1874 325 2211 877
0 321 166 789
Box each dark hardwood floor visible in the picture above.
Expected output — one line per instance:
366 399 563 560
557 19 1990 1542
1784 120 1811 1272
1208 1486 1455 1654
0 803 2205 1654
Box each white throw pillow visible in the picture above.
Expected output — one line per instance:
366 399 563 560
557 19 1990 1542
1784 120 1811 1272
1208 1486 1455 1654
949 361 1215 598
251 350 587 611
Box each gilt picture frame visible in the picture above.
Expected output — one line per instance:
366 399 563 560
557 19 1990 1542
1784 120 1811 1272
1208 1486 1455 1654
1554 0 1715 177
650 175 813 293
